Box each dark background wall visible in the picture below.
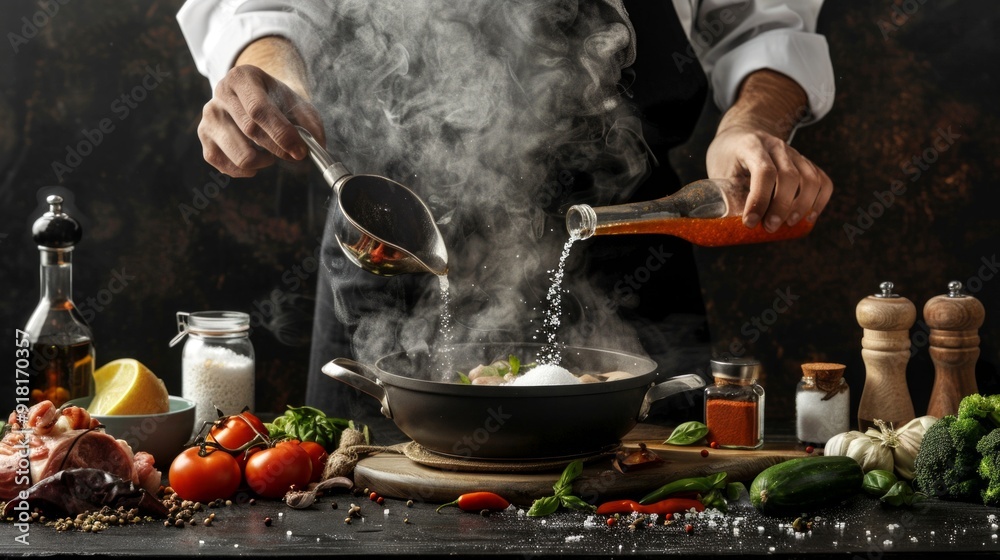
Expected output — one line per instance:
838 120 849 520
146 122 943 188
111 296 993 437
1 1 997 428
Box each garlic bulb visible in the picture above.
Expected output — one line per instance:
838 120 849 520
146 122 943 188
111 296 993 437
846 432 894 472
824 430 868 457
858 417 937 480
891 415 936 480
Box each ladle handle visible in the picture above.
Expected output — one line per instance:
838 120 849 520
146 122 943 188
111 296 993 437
295 126 352 189
637 373 706 422
321 358 393 419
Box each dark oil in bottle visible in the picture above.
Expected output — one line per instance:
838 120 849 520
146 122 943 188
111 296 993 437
28 339 95 407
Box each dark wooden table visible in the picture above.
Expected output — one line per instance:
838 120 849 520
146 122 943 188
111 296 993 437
1 488 998 559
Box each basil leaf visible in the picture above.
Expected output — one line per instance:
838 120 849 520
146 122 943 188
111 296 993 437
559 495 595 512
457 372 471 385
553 460 584 496
508 355 520 375
664 421 709 446
527 495 561 517
726 482 745 502
880 481 915 507
707 471 728 489
863 470 898 497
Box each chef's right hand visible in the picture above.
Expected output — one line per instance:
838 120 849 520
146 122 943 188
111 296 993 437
198 65 325 178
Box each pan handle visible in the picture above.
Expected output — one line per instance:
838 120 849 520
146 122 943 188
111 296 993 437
637 373 705 422
321 358 393 419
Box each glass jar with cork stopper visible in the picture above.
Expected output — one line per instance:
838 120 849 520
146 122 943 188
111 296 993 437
795 363 849 446
704 358 765 449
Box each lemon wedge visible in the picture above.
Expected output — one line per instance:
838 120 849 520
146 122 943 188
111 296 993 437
89 359 170 415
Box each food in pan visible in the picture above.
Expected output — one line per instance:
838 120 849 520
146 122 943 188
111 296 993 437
457 355 634 386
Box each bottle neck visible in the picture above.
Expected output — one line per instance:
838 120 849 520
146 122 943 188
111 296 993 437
39 248 73 303
565 179 732 239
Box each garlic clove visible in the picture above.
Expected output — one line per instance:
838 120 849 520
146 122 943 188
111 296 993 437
824 430 867 457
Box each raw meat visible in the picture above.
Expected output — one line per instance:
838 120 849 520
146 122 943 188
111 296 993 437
0 401 161 500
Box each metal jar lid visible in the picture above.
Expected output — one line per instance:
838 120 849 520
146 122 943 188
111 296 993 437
710 358 761 380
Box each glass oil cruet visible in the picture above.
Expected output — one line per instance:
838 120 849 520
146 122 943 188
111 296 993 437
23 195 95 406
565 178 815 247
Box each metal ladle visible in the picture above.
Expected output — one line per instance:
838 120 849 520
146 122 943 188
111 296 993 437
296 126 448 276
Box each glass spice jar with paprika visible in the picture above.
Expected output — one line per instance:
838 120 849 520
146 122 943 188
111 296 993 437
704 358 764 449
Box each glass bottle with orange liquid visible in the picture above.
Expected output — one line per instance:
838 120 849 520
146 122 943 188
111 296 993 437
23 195 95 407
565 178 814 246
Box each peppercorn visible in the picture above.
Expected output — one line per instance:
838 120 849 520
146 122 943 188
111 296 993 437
805 445 815 454
249 499 256 506
376 497 385 506
331 502 338 510
264 517 273 527
685 524 694 535
606 517 615 527
369 492 378 501
710 441 719 449
700 449 709 458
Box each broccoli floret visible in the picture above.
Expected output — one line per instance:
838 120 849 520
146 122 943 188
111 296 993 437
950 417 989 451
914 415 984 500
958 394 1000 428
977 428 1000 506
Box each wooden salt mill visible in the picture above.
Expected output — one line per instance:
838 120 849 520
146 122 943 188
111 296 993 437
856 281 916 431
924 281 985 418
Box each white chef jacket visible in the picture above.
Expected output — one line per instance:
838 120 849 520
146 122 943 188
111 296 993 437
177 0 835 124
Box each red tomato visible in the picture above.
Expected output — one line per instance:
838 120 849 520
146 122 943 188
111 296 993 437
207 411 268 450
168 446 241 503
298 441 329 483
244 444 313 498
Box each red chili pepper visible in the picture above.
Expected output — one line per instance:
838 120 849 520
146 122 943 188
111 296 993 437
436 491 510 513
595 498 704 516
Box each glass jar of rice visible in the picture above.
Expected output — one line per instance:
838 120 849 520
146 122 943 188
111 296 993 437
170 311 254 436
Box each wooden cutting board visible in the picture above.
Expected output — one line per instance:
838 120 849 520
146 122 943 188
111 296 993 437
355 424 814 505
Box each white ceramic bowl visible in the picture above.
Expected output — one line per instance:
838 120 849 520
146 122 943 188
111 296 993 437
64 396 196 467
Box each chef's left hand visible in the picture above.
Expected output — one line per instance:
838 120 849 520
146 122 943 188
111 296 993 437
706 124 833 232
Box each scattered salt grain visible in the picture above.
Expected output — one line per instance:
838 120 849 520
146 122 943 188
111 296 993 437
991 523 998 531
509 364 580 386
565 535 583 543
758 526 765 534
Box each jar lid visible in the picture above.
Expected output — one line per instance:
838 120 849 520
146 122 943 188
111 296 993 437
169 311 249 347
801 362 846 390
710 358 760 380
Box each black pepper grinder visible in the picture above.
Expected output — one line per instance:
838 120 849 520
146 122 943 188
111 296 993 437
924 281 985 418
23 194 95 406
856 281 915 432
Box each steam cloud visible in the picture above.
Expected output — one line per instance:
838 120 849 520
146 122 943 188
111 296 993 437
303 1 655 369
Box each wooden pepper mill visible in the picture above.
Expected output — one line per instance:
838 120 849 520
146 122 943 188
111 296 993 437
924 280 985 418
856 281 916 431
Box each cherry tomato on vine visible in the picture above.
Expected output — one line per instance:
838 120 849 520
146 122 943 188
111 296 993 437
298 441 329 482
244 443 313 498
168 446 241 503
207 411 268 449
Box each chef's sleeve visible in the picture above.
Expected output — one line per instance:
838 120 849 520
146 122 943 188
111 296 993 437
671 0 835 125
177 0 331 90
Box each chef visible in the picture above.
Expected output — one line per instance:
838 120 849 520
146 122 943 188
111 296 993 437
177 1 835 442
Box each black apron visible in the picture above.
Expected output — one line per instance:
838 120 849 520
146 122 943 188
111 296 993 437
305 1 708 443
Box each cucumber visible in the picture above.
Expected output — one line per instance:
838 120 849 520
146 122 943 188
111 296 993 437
749 456 864 515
